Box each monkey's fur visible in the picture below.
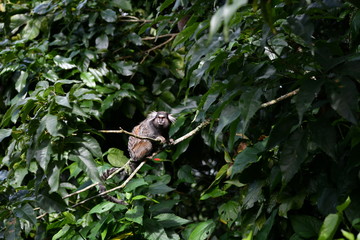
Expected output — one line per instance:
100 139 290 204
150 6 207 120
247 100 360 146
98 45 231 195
99 111 175 204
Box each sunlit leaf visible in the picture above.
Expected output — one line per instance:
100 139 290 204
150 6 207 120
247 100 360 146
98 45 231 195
0 129 12 142
110 61 137 76
112 0 132 11
96 34 109 50
318 213 341 240
154 213 191 228
188 220 216 240
107 148 129 167
100 9 117 22
89 202 116 214
21 18 42 40
53 55 76 69
15 71 28 92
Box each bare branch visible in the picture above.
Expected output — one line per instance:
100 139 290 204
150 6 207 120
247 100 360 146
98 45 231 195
142 33 178 41
71 161 146 208
63 161 131 199
261 88 300 108
99 128 161 142
172 120 211 145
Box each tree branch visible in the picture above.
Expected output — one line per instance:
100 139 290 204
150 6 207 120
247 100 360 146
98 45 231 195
261 88 300 108
99 128 161 142
172 119 211 145
71 161 146 208
63 161 131 199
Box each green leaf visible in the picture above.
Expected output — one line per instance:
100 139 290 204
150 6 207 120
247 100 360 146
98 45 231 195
101 9 117 22
110 61 137 76
279 192 306 218
89 202 116 214
310 119 337 160
82 135 103 159
256 210 278 240
52 224 71 240
53 55 77 69
37 193 67 212
43 114 61 137
112 0 132 11
239 88 262 132
15 71 28 92
107 148 129 167
10 168 27 188
159 0 174 12
0 129 12 142
33 2 56 15
55 95 72 108
215 103 241 140
280 129 307 185
209 0 247 41
124 178 148 192
341 230 355 240
243 181 263 209
290 215 322 238
35 139 52 171
125 206 144 225
200 187 227 200
148 181 174 194
318 213 341 240
329 78 359 125
172 23 200 48
336 196 351 213
232 140 266 177
295 79 323 122
47 162 61 193
267 115 299 149
177 165 195 183
80 72 96 87
188 220 216 240
5 217 21 240
71 147 101 183
21 18 42 40
154 213 191 228
13 203 36 225
218 201 239 227
95 34 109 50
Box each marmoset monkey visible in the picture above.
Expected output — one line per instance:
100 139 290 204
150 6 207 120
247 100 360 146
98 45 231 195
99 111 176 204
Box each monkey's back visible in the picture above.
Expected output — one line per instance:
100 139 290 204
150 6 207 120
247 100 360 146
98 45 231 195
128 120 154 161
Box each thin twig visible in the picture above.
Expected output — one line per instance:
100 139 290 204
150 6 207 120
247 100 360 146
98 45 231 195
142 33 178 41
145 34 176 53
140 34 177 64
261 88 300 108
63 161 131 199
71 161 146 208
99 128 161 142
172 120 211 145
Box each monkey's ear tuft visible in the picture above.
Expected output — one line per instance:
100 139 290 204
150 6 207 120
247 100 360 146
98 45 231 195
168 114 176 123
147 111 158 119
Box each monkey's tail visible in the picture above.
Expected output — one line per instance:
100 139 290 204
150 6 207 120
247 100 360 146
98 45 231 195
99 167 128 205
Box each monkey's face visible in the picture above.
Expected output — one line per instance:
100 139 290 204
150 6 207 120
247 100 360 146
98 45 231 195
149 111 175 130
154 112 170 129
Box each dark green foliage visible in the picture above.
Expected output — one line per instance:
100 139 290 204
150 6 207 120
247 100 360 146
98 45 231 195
0 0 359 239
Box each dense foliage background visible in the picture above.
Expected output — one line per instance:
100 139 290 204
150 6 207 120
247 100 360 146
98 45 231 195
1 0 360 239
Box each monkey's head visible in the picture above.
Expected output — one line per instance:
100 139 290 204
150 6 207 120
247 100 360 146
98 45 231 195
148 111 176 130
